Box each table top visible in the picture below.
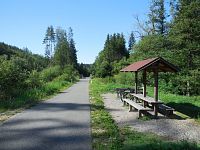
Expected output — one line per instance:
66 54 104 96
130 93 163 104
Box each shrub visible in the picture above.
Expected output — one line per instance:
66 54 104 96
0 57 29 99
40 65 62 82
24 70 43 88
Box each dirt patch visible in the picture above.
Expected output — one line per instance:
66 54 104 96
102 93 200 143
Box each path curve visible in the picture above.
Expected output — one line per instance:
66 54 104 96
0 79 91 150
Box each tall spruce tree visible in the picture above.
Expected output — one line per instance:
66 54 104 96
43 26 55 59
93 33 129 77
170 0 180 19
68 27 78 68
54 28 69 68
128 32 136 52
148 0 167 35
169 0 200 95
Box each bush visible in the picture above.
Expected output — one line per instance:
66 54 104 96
114 72 134 86
40 66 62 82
0 57 29 99
24 70 43 88
62 65 79 82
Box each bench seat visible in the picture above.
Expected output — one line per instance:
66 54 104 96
123 99 152 118
158 104 174 116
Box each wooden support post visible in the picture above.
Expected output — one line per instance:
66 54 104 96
135 71 138 94
123 100 126 106
139 111 142 118
154 69 158 101
143 70 147 97
129 105 132 112
154 68 158 118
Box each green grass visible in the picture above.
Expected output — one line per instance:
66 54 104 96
0 76 74 113
90 78 200 150
90 79 122 149
147 87 200 121
121 127 199 150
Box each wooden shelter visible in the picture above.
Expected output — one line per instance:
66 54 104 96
120 57 179 117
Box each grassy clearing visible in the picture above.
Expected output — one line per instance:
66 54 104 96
0 76 75 115
90 78 200 150
95 76 200 121
147 87 200 121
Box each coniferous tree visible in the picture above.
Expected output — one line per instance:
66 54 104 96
68 27 78 68
93 33 129 77
54 28 69 68
170 0 180 19
148 0 167 35
169 0 200 95
128 32 136 52
43 26 55 59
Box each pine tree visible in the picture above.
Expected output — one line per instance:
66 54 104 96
170 0 180 19
93 33 129 77
169 0 200 95
54 28 69 68
148 0 167 35
68 27 78 68
43 26 55 59
128 32 136 52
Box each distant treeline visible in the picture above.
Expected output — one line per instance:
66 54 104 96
92 0 200 96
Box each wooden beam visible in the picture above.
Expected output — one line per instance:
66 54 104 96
143 69 147 97
135 71 138 94
154 69 158 101
154 68 158 118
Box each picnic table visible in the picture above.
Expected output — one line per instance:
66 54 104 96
129 93 174 117
116 88 134 101
116 88 143 101
130 93 163 117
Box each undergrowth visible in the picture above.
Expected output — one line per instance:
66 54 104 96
0 75 75 112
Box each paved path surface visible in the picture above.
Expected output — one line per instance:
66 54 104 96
0 79 91 150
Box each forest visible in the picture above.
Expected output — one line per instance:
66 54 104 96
0 26 90 111
92 0 200 96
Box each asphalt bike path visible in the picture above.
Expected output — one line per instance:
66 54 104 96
0 79 91 150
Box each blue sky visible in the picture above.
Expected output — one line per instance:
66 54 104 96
0 0 151 64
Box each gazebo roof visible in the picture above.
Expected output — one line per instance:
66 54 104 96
120 57 179 72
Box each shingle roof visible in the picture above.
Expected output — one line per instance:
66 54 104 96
120 57 179 72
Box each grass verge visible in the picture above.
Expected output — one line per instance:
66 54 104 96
90 79 122 149
0 76 75 122
147 87 200 122
90 78 200 150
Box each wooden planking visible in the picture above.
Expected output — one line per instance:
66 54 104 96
130 93 163 104
123 99 152 111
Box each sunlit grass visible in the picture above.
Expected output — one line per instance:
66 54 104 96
90 78 200 150
0 76 74 113
147 87 200 121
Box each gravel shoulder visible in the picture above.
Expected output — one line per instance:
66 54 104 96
103 93 200 143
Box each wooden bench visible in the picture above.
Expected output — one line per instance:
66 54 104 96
123 98 152 118
116 88 135 101
116 88 143 101
158 104 174 117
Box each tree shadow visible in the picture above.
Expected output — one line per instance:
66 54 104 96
0 101 92 150
166 102 200 119
29 102 91 112
0 117 91 150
